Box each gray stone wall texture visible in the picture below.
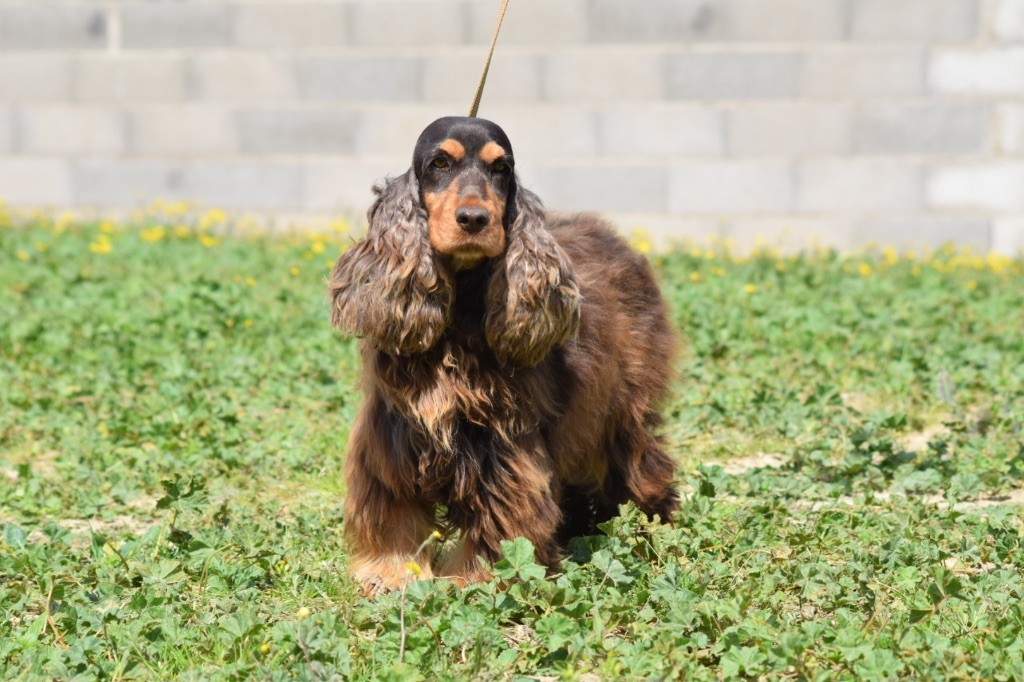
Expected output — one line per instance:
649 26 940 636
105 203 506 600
1 0 1023 252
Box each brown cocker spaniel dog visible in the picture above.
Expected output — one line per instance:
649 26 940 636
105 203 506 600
329 116 678 595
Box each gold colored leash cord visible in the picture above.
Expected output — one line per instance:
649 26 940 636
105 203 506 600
468 0 511 117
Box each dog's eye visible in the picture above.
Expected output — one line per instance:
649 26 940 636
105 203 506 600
430 157 450 170
492 161 509 173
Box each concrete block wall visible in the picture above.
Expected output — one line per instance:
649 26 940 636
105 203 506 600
0 0 1022 253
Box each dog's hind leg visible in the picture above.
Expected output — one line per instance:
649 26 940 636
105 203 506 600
599 419 679 525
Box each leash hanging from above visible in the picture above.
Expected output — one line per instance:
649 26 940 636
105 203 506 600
468 0 511 118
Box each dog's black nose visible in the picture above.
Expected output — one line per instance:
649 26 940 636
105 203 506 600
455 206 490 234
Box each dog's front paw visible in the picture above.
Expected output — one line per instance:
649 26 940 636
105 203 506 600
349 554 432 596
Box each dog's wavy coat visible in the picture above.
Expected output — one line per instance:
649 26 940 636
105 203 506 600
329 116 678 594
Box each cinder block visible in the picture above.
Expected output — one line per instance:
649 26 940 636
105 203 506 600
726 104 852 156
349 1 468 47
74 160 186 206
716 0 848 41
127 105 238 156
236 109 360 155
350 105 451 156
668 161 795 214
469 0 587 44
855 217 991 251
544 51 666 102
121 4 232 49
851 0 979 41
667 52 801 99
797 161 923 212
188 54 296 101
0 55 73 102
996 104 1024 154
493 106 601 159
0 159 73 206
295 56 420 102
74 56 186 103
587 0 847 42
598 105 724 158
803 48 926 97
182 162 304 210
302 158 406 212
992 217 1024 255
422 53 541 104
0 108 11 153
233 3 349 48
854 104 988 155
0 5 106 51
722 217 856 252
927 163 1024 211
993 0 1024 40
586 0 720 42
17 106 125 155
929 49 1024 94
530 163 667 213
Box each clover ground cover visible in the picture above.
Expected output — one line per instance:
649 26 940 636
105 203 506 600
2 214 1023 679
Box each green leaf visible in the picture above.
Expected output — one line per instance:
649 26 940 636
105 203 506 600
493 537 546 581
3 524 26 549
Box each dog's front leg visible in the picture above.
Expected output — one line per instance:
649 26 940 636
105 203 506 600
343 408 438 596
438 434 562 584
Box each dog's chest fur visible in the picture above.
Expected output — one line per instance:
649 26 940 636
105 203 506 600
371 267 563 503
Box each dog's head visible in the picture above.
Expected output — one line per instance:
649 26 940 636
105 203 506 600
329 116 580 366
412 116 515 271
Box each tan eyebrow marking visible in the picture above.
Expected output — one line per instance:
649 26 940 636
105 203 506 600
438 138 466 160
479 141 506 164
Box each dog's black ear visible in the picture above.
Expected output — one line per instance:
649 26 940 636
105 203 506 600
484 179 581 367
329 169 453 355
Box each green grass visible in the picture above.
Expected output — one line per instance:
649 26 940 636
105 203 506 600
2 215 1023 680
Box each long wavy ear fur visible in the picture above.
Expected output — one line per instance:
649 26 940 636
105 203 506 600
329 169 453 355
485 181 581 367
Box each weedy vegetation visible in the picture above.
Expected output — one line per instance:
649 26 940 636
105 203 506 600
2 207 1023 680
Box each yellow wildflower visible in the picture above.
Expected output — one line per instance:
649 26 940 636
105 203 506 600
689 272 703 282
629 228 652 255
883 246 898 265
328 219 350 234
55 211 77 233
99 220 114 234
711 267 725 276
173 225 191 238
290 267 300 276
199 208 227 231
35 242 47 252
967 280 978 291
140 226 167 243
296 607 311 620
858 263 873 277
245 277 256 286
244 319 254 328
311 241 325 254
199 234 220 248
89 235 112 254
743 284 757 293
406 561 423 576
17 250 29 261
